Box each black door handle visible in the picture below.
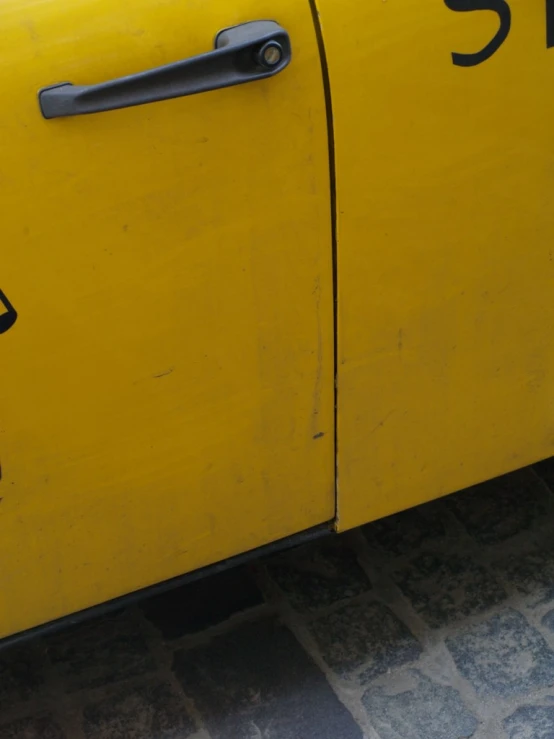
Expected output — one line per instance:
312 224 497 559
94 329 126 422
39 20 291 119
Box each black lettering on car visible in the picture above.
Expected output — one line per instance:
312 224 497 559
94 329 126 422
0 290 17 335
444 0 511 66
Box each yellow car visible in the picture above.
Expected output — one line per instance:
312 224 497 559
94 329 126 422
1 0 552 641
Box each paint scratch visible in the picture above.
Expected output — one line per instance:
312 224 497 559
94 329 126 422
369 410 396 436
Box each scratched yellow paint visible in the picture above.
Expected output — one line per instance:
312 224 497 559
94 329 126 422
0 0 334 637
315 0 554 529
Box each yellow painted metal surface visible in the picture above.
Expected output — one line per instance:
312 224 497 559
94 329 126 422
315 0 554 529
0 0 334 638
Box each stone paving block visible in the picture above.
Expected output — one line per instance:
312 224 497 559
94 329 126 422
141 566 264 639
82 680 196 739
310 600 422 679
503 704 554 739
542 609 554 631
45 612 156 691
0 644 45 710
362 503 446 557
267 539 371 612
495 545 554 608
446 469 549 545
392 551 506 628
446 607 554 698
173 618 363 739
362 669 479 739
0 714 65 739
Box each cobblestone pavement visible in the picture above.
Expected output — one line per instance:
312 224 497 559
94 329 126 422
5 462 554 738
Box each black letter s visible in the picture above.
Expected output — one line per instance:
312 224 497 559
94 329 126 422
0 290 17 335
547 0 554 48
444 0 511 66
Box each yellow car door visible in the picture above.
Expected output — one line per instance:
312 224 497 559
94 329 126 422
0 0 334 638
315 0 554 528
